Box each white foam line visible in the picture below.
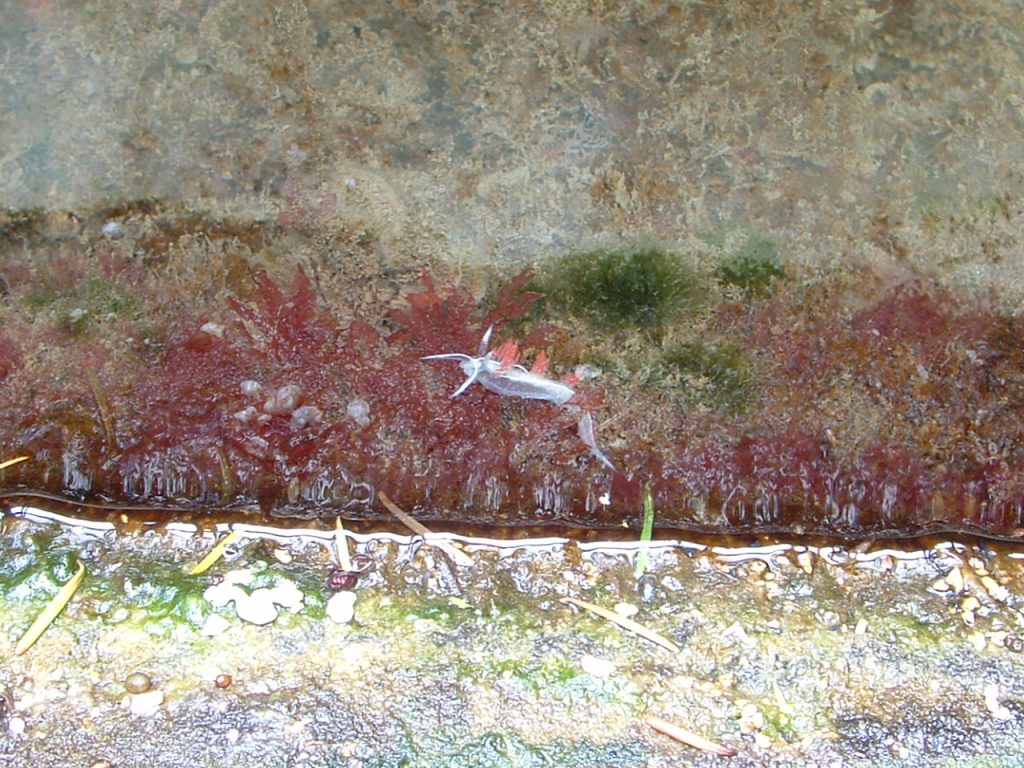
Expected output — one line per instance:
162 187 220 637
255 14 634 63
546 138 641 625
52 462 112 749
847 548 932 562
8 505 116 533
711 543 794 562
5 504 1004 561
228 523 572 551
578 539 706 554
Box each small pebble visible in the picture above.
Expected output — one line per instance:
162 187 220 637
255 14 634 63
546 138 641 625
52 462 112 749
326 590 357 623
946 567 965 593
124 672 152 694
739 702 765 734
1004 635 1024 653
347 398 371 427
984 683 1013 721
981 575 1010 602
128 689 164 717
203 583 246 609
266 581 305 612
796 550 815 574
101 221 123 238
235 589 279 625
263 384 301 415
233 406 258 423
580 654 615 678
8 716 25 736
290 404 322 430
215 674 233 689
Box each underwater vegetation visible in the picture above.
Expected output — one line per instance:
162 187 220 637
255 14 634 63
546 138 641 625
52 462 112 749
715 232 786 296
648 340 756 413
534 246 702 331
0 218 1023 540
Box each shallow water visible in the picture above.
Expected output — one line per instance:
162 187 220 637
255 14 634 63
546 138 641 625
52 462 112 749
3 503 1024 766
4 2 1024 765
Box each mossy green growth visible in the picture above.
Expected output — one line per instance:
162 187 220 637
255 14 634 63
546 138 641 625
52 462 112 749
24 276 140 332
538 246 702 330
716 233 786 296
483 655 578 690
649 339 756 412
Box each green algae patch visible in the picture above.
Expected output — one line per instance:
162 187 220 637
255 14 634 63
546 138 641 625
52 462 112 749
24 275 142 333
714 232 787 297
536 246 705 331
648 338 758 413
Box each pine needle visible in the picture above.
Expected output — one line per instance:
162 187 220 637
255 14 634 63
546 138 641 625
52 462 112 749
378 491 432 536
334 517 352 572
646 715 737 757
14 560 86 656
0 456 29 471
378 491 472 567
561 596 680 653
189 529 241 575
634 484 655 578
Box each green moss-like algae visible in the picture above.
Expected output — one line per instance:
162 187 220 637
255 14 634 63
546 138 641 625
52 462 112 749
716 232 786 296
648 339 757 413
537 246 703 331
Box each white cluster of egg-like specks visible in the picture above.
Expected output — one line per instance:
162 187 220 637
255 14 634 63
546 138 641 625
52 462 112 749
232 381 323 432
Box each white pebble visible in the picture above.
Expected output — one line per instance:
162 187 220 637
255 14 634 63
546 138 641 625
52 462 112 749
984 683 1013 721
203 583 246 609
326 590 357 624
101 220 123 238
233 406 258 423
267 581 305 612
347 398 371 427
235 589 279 625
290 405 322 430
240 380 262 396
199 322 224 337
263 384 301 415
7 716 25 736
128 689 164 717
580 654 615 678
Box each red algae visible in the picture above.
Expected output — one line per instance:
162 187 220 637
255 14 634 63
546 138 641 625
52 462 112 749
1 247 1024 540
